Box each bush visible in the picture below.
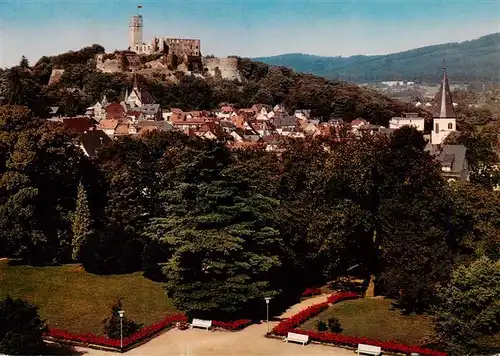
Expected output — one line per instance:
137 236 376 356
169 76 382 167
0 296 46 355
316 320 327 331
327 317 343 333
102 298 142 340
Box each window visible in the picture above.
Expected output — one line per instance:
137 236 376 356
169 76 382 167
448 122 453 130
435 123 439 132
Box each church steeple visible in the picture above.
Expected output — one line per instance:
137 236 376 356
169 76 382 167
133 73 138 90
433 59 455 118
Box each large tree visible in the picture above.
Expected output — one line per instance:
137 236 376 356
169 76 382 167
0 106 87 264
145 141 285 319
376 127 454 313
432 257 500 355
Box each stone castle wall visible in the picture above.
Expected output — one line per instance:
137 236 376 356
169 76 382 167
164 38 201 57
202 57 241 81
96 54 124 73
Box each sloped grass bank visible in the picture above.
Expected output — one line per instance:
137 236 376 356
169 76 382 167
0 260 177 335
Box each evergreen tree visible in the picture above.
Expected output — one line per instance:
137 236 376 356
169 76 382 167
102 298 142 340
71 181 93 261
145 142 284 319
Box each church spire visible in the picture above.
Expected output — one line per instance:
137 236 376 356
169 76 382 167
433 59 455 118
133 73 138 90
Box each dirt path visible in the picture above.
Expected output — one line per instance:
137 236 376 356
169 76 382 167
73 294 353 356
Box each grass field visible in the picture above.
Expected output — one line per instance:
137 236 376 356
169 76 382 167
0 259 177 335
300 297 434 345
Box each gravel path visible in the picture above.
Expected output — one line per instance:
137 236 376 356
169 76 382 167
72 294 353 356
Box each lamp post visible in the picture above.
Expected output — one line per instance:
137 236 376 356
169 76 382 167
264 297 271 333
118 310 125 349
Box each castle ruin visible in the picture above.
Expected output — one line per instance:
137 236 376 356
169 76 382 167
94 13 241 81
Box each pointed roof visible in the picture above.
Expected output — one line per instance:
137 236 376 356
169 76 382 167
433 61 455 118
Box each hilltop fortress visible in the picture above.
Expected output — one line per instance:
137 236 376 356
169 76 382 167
94 14 241 81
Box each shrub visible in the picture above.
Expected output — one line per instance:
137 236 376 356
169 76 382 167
0 296 46 355
102 298 142 339
327 317 342 333
316 320 327 331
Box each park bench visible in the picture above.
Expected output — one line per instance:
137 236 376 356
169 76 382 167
356 343 382 356
285 332 309 346
191 318 212 331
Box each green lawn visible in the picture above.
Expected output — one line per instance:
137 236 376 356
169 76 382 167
0 260 177 335
300 297 434 345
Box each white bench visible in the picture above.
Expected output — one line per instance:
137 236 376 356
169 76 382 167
356 343 382 356
191 318 212 331
285 332 309 346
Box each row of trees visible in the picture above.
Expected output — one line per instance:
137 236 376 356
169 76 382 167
0 104 498 353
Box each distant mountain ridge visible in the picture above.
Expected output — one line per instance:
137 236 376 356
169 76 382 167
254 33 500 83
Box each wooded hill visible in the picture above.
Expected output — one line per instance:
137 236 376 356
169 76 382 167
0 45 416 126
254 33 500 83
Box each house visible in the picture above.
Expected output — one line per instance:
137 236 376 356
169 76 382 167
105 103 126 121
139 104 162 120
124 75 155 108
389 113 425 132
303 123 321 136
98 119 120 137
294 109 311 120
79 130 112 159
431 66 456 145
272 114 296 134
215 105 237 119
427 144 469 182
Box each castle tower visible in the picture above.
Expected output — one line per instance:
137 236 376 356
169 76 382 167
431 61 456 145
129 15 143 49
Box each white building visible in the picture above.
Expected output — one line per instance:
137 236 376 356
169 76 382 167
389 113 425 131
431 67 456 145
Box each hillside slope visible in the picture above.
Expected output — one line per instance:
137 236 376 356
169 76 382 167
254 33 500 83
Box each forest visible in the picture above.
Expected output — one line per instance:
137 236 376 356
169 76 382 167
255 33 500 83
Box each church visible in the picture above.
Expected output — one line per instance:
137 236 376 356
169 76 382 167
430 65 457 145
426 65 469 182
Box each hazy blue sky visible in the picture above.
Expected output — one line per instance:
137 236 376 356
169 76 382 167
0 0 499 67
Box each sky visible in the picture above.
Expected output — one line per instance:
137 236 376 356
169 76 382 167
0 0 499 68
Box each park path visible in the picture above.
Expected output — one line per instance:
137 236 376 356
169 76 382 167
73 294 353 356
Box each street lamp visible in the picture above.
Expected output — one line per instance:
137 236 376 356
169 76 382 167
264 297 271 333
118 310 125 349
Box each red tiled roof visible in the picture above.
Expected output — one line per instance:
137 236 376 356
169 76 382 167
99 119 120 130
62 117 95 133
106 103 125 120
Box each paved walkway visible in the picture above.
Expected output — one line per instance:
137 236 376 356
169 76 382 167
72 294 353 356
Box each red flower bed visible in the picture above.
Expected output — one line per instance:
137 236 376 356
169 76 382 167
212 319 253 331
272 302 329 336
291 330 447 356
301 288 322 297
46 313 187 349
327 291 358 304
272 292 447 356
